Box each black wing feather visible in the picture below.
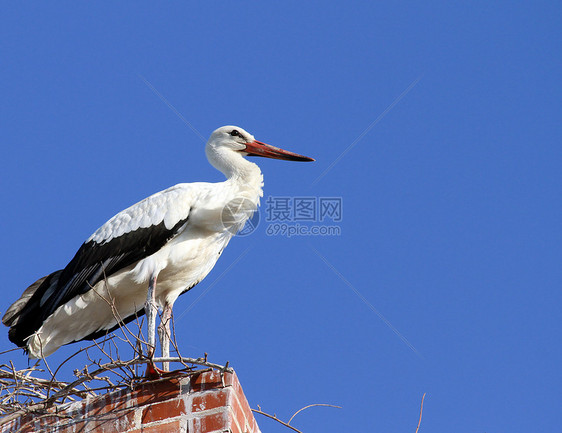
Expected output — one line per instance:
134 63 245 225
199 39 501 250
6 216 189 348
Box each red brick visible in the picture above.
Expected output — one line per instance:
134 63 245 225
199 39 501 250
231 386 255 429
53 409 137 433
191 411 229 432
109 378 182 408
230 416 244 433
16 415 63 433
232 401 259 433
85 377 182 416
0 421 15 433
19 413 34 425
229 405 248 433
98 409 136 432
141 398 185 424
222 371 235 387
189 370 226 392
12 422 34 433
56 420 86 433
80 393 135 422
230 394 250 433
140 419 184 433
191 389 229 413
37 415 60 426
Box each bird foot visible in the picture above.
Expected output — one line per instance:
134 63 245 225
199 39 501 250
145 361 179 379
143 345 165 379
144 348 175 379
145 361 166 379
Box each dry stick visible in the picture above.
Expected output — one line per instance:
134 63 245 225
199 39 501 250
109 303 165 373
0 348 21 356
11 390 48 400
0 368 75 394
32 277 121 393
7 362 21 409
171 311 180 355
167 315 207 374
87 350 135 393
90 340 132 384
36 335 55 379
150 357 231 371
167 313 191 371
90 284 147 355
96 324 143 387
100 299 153 380
46 338 115 399
92 273 187 374
96 275 141 351
253 403 342 433
415 393 426 433
112 338 137 383
115 314 148 357
251 407 303 433
93 273 152 359
133 313 146 354
130 314 146 377
287 403 342 424
8 361 18 394
95 299 155 390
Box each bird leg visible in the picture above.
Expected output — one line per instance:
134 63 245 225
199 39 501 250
158 302 173 372
145 275 158 358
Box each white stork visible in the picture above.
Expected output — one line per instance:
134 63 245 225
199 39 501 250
3 126 313 364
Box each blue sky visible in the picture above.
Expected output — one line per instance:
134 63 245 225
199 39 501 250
1 2 561 432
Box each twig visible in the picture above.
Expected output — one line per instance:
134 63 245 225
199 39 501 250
415 393 426 433
90 283 147 355
288 403 342 424
47 339 113 399
151 357 232 372
36 335 55 379
251 408 303 433
253 403 342 433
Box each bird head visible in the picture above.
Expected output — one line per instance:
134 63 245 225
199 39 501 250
206 125 314 164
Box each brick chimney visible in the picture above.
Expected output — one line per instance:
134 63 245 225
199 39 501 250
3 370 260 433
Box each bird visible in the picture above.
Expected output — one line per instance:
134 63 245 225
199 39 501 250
3 125 314 365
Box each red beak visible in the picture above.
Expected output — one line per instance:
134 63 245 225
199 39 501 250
244 140 314 162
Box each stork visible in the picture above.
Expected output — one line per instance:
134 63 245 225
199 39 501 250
3 126 314 367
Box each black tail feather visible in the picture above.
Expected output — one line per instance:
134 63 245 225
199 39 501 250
3 271 63 348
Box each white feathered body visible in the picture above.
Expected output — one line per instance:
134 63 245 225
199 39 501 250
27 163 263 357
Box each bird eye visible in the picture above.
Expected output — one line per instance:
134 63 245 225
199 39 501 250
230 130 241 137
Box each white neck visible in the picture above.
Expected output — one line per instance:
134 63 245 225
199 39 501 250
207 148 264 202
